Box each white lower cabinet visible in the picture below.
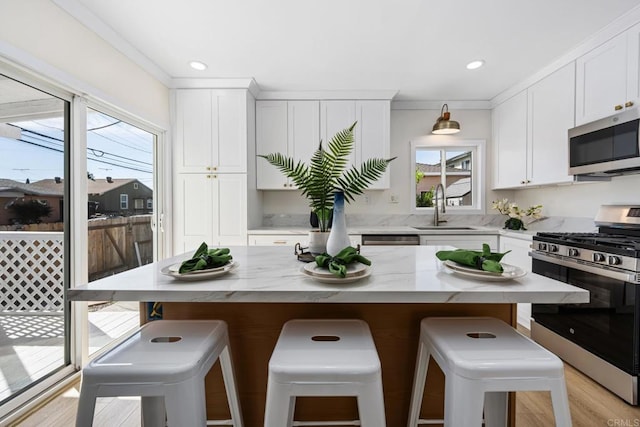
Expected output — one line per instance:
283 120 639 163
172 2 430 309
499 234 533 329
174 173 247 254
420 235 498 250
248 233 362 247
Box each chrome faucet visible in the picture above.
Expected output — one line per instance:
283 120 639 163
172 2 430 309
434 183 447 226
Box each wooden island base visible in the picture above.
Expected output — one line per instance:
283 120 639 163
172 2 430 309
163 302 517 427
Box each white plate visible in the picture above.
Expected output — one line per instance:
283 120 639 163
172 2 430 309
443 260 526 281
161 261 237 281
301 265 371 284
303 262 368 278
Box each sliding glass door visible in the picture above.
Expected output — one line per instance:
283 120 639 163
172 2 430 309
0 74 70 406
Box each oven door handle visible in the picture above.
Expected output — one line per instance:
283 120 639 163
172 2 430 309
530 252 640 284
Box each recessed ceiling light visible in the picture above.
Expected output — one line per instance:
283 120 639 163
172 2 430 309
466 60 485 70
189 61 208 71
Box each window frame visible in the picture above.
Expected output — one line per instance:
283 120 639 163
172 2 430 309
410 137 486 214
120 193 128 209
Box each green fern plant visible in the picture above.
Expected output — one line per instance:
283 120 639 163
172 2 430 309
258 122 395 232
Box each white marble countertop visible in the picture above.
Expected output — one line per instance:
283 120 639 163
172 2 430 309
248 225 500 236
68 246 588 304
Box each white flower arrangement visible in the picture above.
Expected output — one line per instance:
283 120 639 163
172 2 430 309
492 199 543 230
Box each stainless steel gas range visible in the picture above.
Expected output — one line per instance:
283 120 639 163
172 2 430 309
530 205 640 405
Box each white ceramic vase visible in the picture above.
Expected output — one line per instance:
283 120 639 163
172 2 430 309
326 191 351 256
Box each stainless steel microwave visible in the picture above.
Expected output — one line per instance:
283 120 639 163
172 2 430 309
568 108 640 176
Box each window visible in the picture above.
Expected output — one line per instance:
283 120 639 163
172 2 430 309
120 194 128 209
133 182 139 190
147 198 153 209
411 138 485 213
134 198 144 209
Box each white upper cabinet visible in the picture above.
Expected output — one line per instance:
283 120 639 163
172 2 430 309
493 63 575 189
528 63 575 186
256 100 320 190
320 100 391 189
175 89 248 174
257 99 391 190
493 91 528 189
575 22 640 125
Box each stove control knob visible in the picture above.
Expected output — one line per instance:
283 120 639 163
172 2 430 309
593 253 606 263
608 256 622 266
538 243 547 251
548 244 559 253
568 248 580 257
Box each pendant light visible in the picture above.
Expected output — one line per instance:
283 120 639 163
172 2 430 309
432 104 461 135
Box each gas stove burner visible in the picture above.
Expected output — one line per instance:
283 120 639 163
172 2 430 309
536 232 640 251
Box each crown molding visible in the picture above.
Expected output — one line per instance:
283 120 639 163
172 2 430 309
256 90 398 100
170 78 260 97
391 100 491 110
52 0 172 87
491 4 640 106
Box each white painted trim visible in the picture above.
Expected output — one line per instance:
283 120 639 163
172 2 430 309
392 100 491 110
410 137 486 215
0 41 170 130
257 90 398 100
52 0 171 87
171 77 259 93
492 4 640 106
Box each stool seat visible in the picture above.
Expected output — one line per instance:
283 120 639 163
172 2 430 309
427 317 565 380
408 317 572 427
264 319 386 427
76 319 243 427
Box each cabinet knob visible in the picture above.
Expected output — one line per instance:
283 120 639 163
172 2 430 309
520 180 526 184
213 174 217 178
625 101 634 108
206 167 211 171
206 175 211 178
283 183 288 187
213 166 217 171
526 179 531 183
615 104 623 111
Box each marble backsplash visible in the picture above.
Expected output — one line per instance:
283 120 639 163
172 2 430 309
262 213 598 233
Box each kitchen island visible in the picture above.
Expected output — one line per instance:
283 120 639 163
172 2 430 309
69 245 588 426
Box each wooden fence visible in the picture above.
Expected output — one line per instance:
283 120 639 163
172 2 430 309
0 215 153 282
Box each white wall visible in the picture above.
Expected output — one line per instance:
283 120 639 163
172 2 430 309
261 108 503 217
0 0 169 128
512 175 640 220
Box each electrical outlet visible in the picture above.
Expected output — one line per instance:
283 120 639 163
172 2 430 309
390 195 399 203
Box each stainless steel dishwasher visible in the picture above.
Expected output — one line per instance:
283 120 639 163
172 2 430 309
361 234 420 246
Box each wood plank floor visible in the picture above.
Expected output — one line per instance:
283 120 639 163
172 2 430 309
13 326 640 427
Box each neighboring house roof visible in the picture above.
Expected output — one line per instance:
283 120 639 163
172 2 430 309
446 177 471 198
0 178 151 197
0 178 63 196
416 163 471 174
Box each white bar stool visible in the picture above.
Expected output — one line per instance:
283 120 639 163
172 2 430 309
264 319 386 427
76 319 243 427
407 317 571 427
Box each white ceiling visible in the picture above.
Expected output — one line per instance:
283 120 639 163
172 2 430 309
58 0 640 102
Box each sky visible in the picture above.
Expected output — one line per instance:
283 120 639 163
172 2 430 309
0 109 154 190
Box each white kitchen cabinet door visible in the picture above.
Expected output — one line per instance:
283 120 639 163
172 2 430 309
420 235 498 251
492 91 528 189
528 62 575 186
173 173 247 254
499 235 532 272
289 100 320 183
320 100 357 166
575 31 630 125
214 90 248 173
256 100 289 189
357 100 391 189
256 100 320 190
175 89 248 174
175 90 213 174
216 173 247 246
626 22 640 118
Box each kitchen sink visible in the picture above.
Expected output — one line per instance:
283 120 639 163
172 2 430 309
412 226 475 230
